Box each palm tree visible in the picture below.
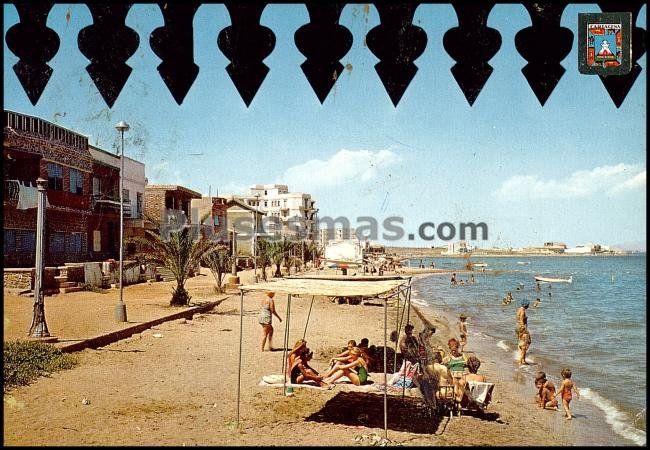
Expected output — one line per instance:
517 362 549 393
306 241 322 264
269 238 294 278
130 227 218 306
256 239 272 281
202 244 232 293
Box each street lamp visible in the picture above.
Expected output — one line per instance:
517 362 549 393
253 192 260 282
29 178 51 338
115 120 129 322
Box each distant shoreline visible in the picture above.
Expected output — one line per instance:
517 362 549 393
387 250 644 258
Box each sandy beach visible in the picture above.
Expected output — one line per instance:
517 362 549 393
3 266 582 446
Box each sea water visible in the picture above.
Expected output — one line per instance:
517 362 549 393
409 255 646 446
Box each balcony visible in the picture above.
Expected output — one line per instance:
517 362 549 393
92 193 131 216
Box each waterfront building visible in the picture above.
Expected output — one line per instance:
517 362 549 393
237 184 318 241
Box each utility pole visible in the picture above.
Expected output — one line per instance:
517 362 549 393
253 193 260 282
114 120 129 322
29 178 50 338
231 228 238 275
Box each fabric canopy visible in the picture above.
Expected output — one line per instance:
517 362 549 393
239 276 408 297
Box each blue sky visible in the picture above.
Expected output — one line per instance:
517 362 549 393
3 3 646 248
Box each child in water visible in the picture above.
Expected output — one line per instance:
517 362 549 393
556 368 580 419
458 314 468 352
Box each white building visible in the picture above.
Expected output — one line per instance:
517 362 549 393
237 184 318 241
565 243 611 254
323 238 364 266
320 227 356 248
444 240 474 255
89 146 146 219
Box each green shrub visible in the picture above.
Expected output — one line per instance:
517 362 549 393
3 340 78 392
81 283 107 293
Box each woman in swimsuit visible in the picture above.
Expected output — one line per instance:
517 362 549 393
259 292 282 351
556 368 580 419
323 347 369 386
443 338 467 403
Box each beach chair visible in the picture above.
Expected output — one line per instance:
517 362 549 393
461 380 495 413
435 384 459 418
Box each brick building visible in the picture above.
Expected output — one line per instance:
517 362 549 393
144 184 202 238
3 110 147 268
4 110 93 267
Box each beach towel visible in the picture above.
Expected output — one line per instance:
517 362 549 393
465 380 494 408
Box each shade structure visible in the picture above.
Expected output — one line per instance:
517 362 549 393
236 275 412 442
239 276 408 298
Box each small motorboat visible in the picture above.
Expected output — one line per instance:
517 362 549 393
534 275 573 283
473 263 488 268
517 261 530 265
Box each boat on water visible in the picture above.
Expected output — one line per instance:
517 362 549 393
517 261 530 265
473 263 488 268
534 275 573 283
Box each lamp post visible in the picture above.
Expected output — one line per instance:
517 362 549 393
29 178 50 338
115 120 129 322
253 192 260 282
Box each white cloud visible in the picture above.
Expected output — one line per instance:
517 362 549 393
610 170 646 193
493 163 646 200
279 149 400 191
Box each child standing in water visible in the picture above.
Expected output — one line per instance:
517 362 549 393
557 368 580 419
458 314 468 352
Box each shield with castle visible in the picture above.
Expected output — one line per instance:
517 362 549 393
578 12 632 76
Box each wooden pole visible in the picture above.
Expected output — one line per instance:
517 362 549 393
236 289 244 427
383 295 388 440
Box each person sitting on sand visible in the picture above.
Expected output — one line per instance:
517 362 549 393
414 351 452 410
323 347 369 386
399 324 420 363
535 371 558 410
463 356 486 383
556 367 580 420
331 339 357 362
289 346 331 388
357 338 374 368
517 325 532 365
287 339 307 377
424 351 453 398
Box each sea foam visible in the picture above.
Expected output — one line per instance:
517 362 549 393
581 387 647 446
496 340 511 352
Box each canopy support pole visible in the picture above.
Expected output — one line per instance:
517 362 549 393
402 287 412 400
393 289 400 374
303 295 315 340
236 289 244 428
395 288 408 373
384 299 388 440
282 294 292 393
